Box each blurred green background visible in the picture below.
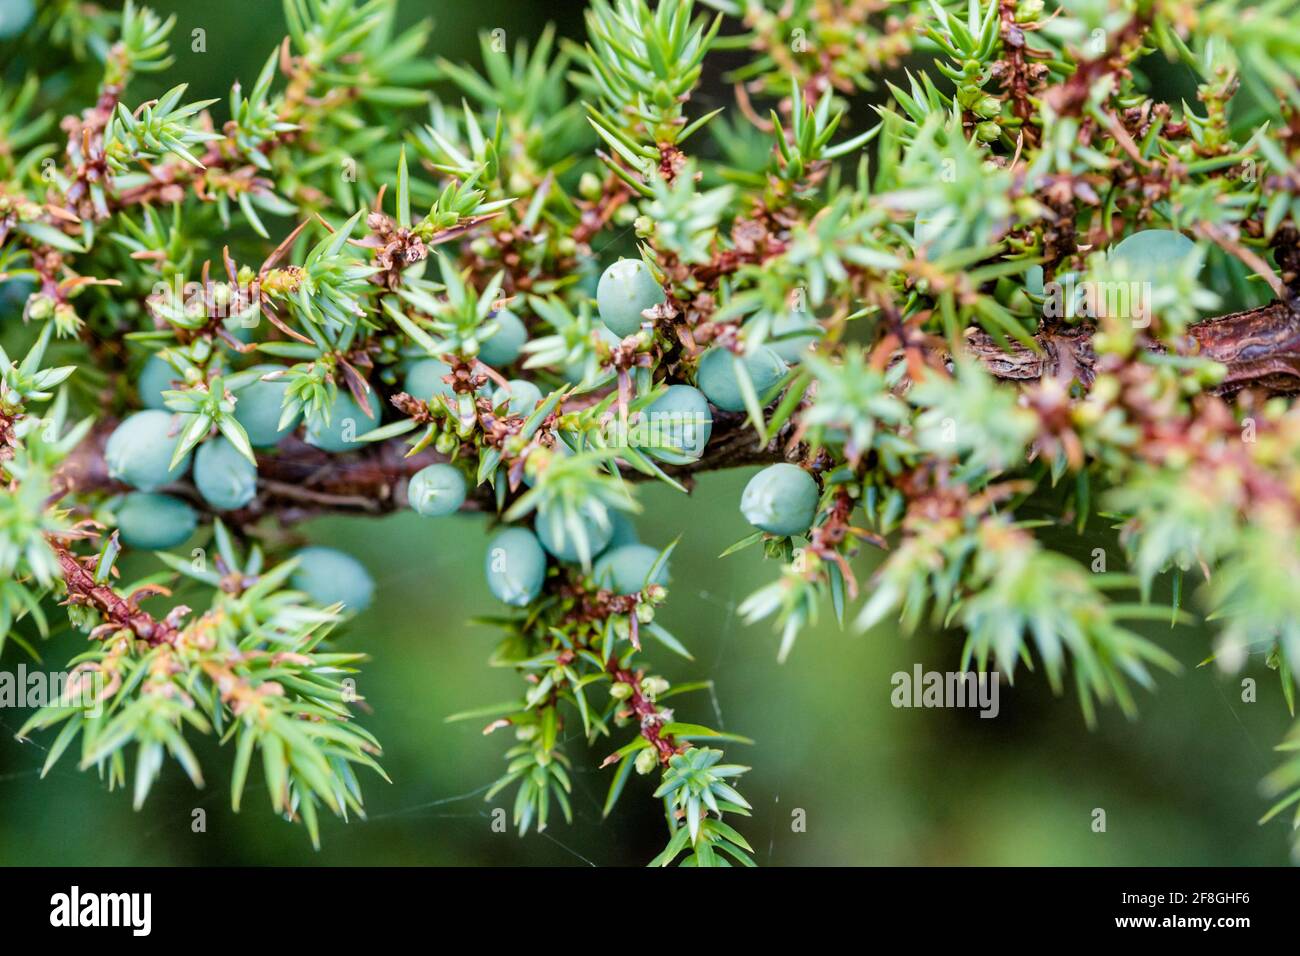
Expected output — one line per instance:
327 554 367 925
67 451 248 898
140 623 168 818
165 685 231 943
2 470 1293 865
0 0 1294 866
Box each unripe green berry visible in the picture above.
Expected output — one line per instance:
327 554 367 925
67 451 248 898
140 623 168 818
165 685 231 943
233 367 298 447
408 463 467 517
137 355 176 410
1108 228 1198 281
484 527 547 607
593 543 669 594
403 358 455 400
767 312 821 363
596 258 665 337
193 436 257 511
479 308 528 367
740 462 819 536
695 346 787 412
105 410 191 491
535 507 614 566
605 510 640 550
115 492 197 550
291 546 375 612
642 384 712 464
492 378 544 416
305 390 379 453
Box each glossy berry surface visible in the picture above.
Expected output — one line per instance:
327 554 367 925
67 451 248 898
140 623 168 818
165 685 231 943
766 313 821 363
596 258 665 336
291 546 375 612
593 543 669 594
740 463 819 536
492 379 543 416
105 410 191 491
304 390 380 452
1109 228 1196 274
115 492 198 550
695 346 787 412
484 527 547 607
403 358 454 400
605 510 640 550
642 384 712 464
535 506 614 566
137 354 177 410
478 308 528 366
408 463 467 516
194 436 258 511
233 367 299 447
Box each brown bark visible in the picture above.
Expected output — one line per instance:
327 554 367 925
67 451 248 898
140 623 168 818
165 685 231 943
964 299 1300 395
51 299 1300 528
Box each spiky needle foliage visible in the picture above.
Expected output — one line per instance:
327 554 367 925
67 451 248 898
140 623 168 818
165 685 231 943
3 0 1300 863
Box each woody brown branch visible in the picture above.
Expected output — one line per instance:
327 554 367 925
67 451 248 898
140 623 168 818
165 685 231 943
51 298 1300 527
54 544 181 646
965 298 1300 395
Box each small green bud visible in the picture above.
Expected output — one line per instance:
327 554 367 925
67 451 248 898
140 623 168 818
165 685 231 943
578 171 603 200
634 747 658 775
25 293 55 322
609 681 633 700
434 431 458 455
641 676 669 698
1198 361 1227 386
